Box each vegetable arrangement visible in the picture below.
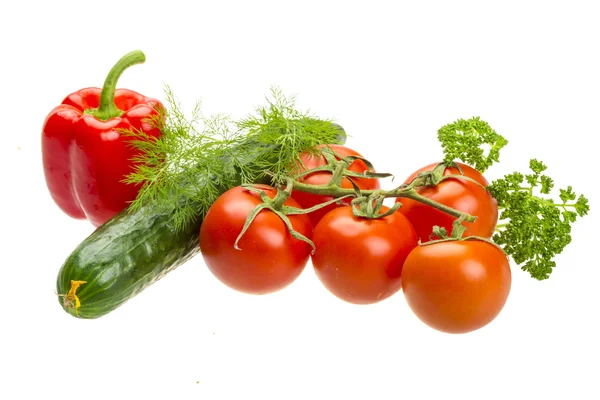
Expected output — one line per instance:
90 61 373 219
46 51 590 334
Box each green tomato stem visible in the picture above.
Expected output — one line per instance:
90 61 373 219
328 161 346 186
290 180 477 223
235 184 315 251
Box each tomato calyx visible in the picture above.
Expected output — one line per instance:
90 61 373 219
293 146 391 187
410 162 487 191
350 191 402 219
236 180 317 251
422 217 506 255
290 155 480 225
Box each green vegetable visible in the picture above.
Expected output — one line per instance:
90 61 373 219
56 88 345 318
437 117 589 280
437 116 508 173
56 205 201 318
124 86 344 232
488 159 589 280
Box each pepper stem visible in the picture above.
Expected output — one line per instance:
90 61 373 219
94 50 146 121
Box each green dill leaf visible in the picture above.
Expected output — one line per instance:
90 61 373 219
123 85 344 232
236 86 346 184
437 116 508 172
489 159 589 280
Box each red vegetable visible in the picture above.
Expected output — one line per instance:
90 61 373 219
291 144 380 227
41 50 162 227
397 162 498 241
401 240 511 334
311 206 418 304
199 186 313 295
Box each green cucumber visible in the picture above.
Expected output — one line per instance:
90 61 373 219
56 204 202 319
56 127 346 319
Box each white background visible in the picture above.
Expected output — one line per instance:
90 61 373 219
2 1 599 399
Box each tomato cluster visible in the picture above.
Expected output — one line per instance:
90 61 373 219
291 144 381 226
199 145 511 334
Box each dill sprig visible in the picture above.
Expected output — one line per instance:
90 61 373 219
124 86 345 231
236 87 346 183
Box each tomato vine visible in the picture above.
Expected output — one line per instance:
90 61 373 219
236 116 589 281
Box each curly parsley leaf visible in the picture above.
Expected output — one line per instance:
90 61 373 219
488 159 590 280
437 116 508 173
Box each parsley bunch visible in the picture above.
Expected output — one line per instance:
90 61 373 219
437 117 589 279
438 116 508 173
489 160 589 279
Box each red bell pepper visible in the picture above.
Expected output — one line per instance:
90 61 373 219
42 50 163 227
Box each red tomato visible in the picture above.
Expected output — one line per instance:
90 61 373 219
396 162 498 241
401 240 511 334
292 144 380 227
199 186 313 295
311 206 418 304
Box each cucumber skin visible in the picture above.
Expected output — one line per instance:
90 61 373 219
56 205 203 319
56 127 347 319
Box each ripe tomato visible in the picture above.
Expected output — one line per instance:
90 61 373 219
396 162 498 241
311 205 418 304
292 144 380 227
199 186 313 295
401 240 511 334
